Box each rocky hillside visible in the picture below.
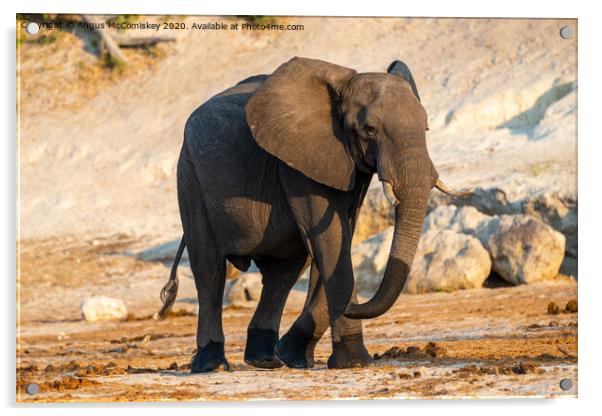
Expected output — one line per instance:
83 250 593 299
18 17 576 242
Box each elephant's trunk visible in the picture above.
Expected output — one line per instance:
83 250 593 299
345 145 431 320
344 195 427 319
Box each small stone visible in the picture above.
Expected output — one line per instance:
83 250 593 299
81 296 128 322
549 320 559 327
547 302 561 315
227 273 263 308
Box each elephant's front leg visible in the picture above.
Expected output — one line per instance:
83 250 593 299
244 254 308 369
277 268 372 369
278 164 369 368
327 290 373 369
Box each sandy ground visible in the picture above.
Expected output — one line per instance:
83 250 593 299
16 235 577 402
16 16 578 402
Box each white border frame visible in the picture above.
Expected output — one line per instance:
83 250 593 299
4 1 599 414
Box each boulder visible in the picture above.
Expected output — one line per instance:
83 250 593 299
353 186 394 244
226 273 263 308
81 296 128 322
351 227 491 295
137 240 240 279
422 204 567 285
423 205 491 235
522 192 577 258
137 239 188 262
427 187 522 217
404 229 491 294
483 215 566 284
427 188 577 267
351 228 394 295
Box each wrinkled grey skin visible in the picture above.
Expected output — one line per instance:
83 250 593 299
165 57 439 373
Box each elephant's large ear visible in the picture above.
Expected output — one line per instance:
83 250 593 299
246 57 357 191
387 60 421 102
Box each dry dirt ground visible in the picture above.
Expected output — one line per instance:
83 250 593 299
17 235 577 402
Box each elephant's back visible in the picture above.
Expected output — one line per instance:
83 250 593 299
179 75 300 257
183 75 268 166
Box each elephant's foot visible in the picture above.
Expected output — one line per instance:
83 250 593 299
191 341 230 373
276 323 316 369
327 336 373 369
244 327 283 369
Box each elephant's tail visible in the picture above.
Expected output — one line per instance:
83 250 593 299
155 237 186 320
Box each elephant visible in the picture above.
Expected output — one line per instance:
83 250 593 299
156 57 471 373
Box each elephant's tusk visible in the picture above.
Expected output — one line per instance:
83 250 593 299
382 181 400 206
435 178 474 198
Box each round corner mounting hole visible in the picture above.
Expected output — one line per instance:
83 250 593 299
560 378 573 391
25 22 40 35
26 383 39 395
560 26 573 39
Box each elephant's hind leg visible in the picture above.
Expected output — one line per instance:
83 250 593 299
188 253 229 373
244 253 308 369
178 156 229 373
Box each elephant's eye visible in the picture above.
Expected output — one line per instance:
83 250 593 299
364 125 377 138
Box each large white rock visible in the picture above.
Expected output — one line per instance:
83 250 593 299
351 228 394 295
483 215 566 284
404 229 492 294
137 239 188 262
353 187 394 244
424 205 566 285
352 226 491 295
522 192 577 258
81 296 128 322
423 205 491 235
226 273 263 308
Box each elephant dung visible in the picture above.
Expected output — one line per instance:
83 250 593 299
404 229 491 294
81 296 128 322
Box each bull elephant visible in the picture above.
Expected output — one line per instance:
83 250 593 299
157 57 471 373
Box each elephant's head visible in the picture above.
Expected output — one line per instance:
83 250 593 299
246 57 471 320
